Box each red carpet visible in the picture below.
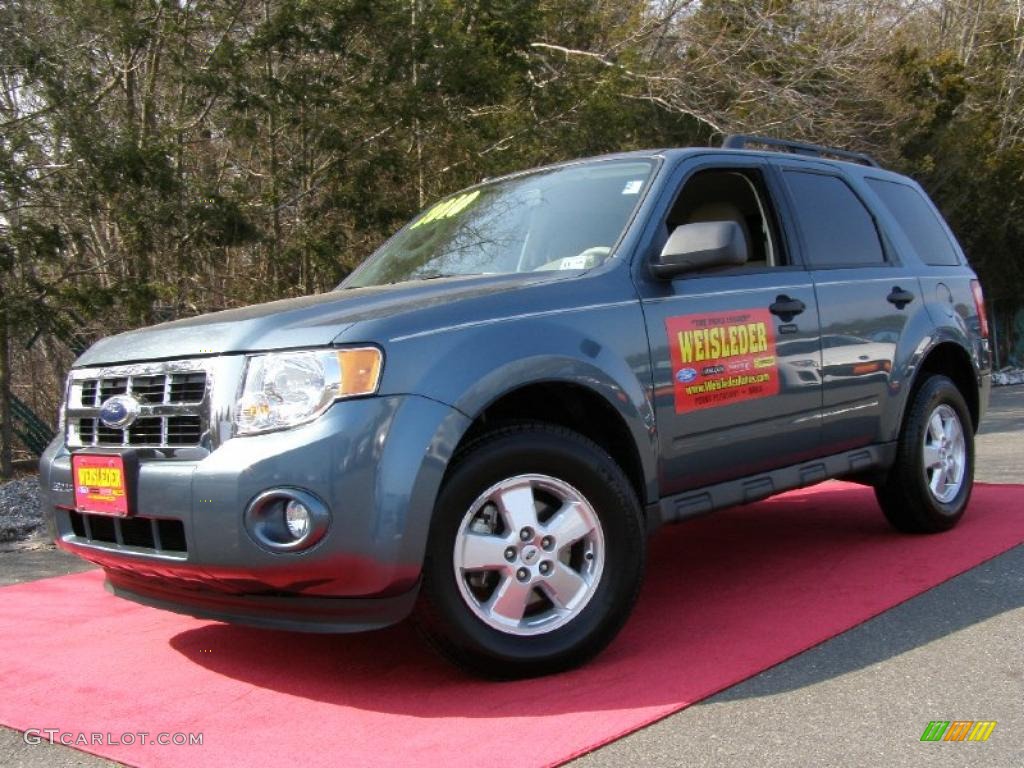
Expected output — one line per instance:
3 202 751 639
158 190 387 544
1 482 1022 768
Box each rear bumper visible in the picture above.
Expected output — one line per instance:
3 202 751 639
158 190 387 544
977 370 992 430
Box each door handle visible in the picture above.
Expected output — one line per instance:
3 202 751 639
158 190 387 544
887 286 915 309
769 295 806 320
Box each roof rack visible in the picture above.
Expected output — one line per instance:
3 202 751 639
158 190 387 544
722 134 880 168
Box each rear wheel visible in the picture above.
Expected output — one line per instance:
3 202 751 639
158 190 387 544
414 423 645 678
875 375 974 533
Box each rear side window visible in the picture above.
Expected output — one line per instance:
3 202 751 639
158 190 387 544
867 178 960 266
783 171 885 267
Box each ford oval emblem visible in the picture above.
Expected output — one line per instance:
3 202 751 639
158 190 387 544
99 394 140 429
675 368 698 383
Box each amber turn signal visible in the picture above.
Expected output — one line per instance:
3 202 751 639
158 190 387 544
337 347 383 397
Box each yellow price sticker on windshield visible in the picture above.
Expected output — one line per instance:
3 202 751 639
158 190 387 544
410 190 481 229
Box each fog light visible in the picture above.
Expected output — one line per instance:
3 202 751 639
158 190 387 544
284 500 311 539
243 488 330 552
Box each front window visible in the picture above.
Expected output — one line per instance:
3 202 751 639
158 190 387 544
344 159 655 288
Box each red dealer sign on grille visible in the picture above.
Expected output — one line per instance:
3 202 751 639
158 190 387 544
666 308 780 413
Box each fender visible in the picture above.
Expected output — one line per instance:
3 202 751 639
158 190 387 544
377 304 659 505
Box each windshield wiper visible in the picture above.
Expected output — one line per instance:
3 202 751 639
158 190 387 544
410 271 485 281
346 271 487 288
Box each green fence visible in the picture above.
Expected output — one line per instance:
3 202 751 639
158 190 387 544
8 395 55 457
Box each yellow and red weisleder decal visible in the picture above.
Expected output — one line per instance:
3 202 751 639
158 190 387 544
666 309 780 413
72 454 128 516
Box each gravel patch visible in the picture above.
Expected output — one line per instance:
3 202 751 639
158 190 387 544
0 475 44 544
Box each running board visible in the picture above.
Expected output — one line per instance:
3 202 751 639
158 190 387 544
652 443 897 528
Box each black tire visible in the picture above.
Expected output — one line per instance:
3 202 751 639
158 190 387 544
875 375 975 533
414 422 646 679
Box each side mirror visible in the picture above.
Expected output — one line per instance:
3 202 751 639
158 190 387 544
652 221 748 279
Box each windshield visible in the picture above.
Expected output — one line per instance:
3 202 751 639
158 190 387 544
344 159 655 288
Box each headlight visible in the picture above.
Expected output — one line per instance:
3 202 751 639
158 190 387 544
234 347 382 436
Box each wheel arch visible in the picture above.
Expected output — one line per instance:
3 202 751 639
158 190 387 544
899 340 980 435
450 372 657 508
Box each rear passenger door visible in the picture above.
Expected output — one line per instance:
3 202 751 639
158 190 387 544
778 166 918 450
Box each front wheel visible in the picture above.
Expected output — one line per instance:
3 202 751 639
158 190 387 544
875 375 975 533
414 423 645 678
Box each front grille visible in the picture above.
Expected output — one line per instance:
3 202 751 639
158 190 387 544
99 378 128 402
131 375 166 404
67 363 209 450
76 371 206 408
74 415 204 447
68 511 188 554
169 372 206 403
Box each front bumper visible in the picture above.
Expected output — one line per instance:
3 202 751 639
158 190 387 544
39 394 469 631
103 568 420 633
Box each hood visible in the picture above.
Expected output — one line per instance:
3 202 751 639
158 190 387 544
75 273 549 366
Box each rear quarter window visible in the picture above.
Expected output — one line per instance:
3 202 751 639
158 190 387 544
866 178 960 266
783 171 885 267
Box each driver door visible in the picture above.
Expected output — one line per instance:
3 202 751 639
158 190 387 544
639 160 824 496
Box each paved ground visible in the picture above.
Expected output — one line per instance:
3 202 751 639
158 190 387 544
0 546 94 588
573 384 1024 768
2 385 1021 767
974 383 1024 483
